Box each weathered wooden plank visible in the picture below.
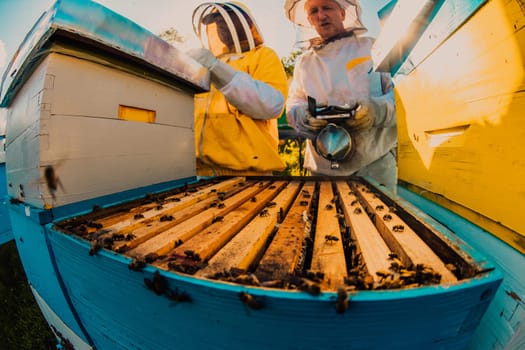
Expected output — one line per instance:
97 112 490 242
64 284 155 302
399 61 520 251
255 182 315 281
103 177 246 234
168 182 289 269
197 181 301 277
96 178 245 228
311 181 347 290
110 178 250 252
351 181 457 284
130 181 271 256
335 181 392 284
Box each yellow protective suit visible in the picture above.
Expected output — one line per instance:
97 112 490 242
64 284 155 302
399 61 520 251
194 45 288 176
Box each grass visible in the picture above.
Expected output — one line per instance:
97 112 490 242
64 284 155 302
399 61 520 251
0 241 57 350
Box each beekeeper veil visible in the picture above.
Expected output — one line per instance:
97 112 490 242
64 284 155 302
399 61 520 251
284 0 367 39
192 2 264 56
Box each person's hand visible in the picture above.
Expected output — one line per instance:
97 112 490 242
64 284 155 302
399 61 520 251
288 104 328 139
186 47 236 89
186 47 218 70
344 99 376 131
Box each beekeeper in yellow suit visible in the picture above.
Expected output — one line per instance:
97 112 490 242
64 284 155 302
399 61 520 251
187 2 288 176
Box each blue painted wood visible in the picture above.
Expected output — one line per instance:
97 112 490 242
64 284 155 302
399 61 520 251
7 204 91 346
399 186 525 349
0 162 13 245
45 219 502 349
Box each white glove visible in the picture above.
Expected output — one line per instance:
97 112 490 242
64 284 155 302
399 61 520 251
186 47 236 89
288 104 328 139
344 97 385 131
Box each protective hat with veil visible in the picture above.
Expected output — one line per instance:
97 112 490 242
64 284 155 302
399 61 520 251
284 0 367 41
192 2 264 56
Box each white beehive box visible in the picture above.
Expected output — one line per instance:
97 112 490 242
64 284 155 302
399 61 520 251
1 0 209 209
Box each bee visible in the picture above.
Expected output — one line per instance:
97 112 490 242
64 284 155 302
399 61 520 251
144 270 168 295
375 205 384 211
86 221 103 230
251 196 257 202
134 213 145 220
44 165 64 200
217 202 226 209
261 280 283 288
128 257 146 271
383 214 393 222
239 292 264 310
324 203 334 210
184 250 201 262
166 288 192 303
212 215 224 223
324 235 339 244
144 252 160 263
388 252 399 260
389 258 404 272
376 270 390 278
259 209 269 217
336 287 349 314
335 212 345 220
353 207 362 214
89 239 102 256
392 225 404 232
278 207 284 223
160 215 173 222
298 279 321 296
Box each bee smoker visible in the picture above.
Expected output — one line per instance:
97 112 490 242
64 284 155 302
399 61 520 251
308 96 358 169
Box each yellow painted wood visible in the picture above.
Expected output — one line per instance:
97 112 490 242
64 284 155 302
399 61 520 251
311 181 347 290
118 105 156 123
394 0 525 253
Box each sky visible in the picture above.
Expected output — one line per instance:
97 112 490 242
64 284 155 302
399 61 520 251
0 0 390 134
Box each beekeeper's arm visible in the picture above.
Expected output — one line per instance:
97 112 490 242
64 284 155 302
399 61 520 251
187 47 285 120
285 57 327 139
344 72 396 131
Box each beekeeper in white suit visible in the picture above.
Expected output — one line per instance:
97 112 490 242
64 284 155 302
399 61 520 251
284 0 397 190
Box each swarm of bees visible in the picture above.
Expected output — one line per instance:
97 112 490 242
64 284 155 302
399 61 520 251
55 177 458 315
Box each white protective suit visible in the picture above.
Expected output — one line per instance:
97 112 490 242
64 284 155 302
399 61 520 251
286 33 397 189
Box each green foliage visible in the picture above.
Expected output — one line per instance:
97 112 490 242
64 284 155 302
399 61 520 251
158 27 185 45
0 241 56 350
281 50 303 78
274 138 308 176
